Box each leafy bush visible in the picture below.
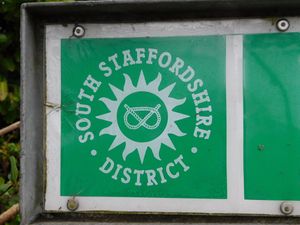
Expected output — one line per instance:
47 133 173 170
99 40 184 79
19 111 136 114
0 0 22 224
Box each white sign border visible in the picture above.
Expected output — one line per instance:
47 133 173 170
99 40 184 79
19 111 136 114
45 18 300 215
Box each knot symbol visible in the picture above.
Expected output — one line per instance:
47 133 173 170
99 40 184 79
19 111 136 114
124 104 161 130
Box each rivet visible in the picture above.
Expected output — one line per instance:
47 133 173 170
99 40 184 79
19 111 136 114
280 202 293 215
257 144 265 151
73 25 85 38
191 147 198 154
276 19 290 32
67 197 79 211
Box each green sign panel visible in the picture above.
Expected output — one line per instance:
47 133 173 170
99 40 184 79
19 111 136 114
244 33 300 201
55 29 300 213
61 36 227 198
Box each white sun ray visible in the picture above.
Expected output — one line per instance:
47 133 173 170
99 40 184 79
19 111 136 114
99 126 115 136
148 73 162 90
109 136 124 150
138 146 148 163
170 111 190 121
151 146 161 161
168 98 187 109
166 123 186 137
96 113 111 121
162 136 176 150
122 144 136 161
123 73 133 90
109 84 123 100
160 82 176 97
99 97 114 106
96 70 189 163
137 70 147 87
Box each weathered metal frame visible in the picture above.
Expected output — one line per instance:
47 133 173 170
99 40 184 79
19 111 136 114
21 1 300 224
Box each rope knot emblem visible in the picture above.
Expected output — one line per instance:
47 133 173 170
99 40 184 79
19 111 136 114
123 104 161 130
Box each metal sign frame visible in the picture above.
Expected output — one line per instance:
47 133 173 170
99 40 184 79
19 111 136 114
21 1 300 224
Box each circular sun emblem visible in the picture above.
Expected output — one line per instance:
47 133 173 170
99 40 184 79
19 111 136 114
96 70 189 163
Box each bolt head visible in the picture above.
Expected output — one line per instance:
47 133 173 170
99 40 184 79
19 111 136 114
67 198 79 211
73 25 85 38
257 144 265 151
276 19 290 32
280 202 293 215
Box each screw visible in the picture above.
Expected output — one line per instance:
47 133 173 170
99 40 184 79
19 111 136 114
280 202 293 215
257 144 265 151
276 19 290 32
67 197 79 211
73 25 85 38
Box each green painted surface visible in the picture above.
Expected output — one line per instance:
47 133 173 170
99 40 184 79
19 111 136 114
61 36 226 198
244 33 300 200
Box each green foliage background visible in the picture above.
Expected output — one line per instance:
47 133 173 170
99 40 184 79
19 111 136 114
0 0 22 224
0 0 67 224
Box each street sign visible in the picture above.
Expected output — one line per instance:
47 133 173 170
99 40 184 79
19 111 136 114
44 18 300 215
59 36 226 199
22 2 300 224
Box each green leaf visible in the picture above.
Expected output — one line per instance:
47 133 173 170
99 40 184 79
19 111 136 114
8 143 19 154
0 177 5 185
0 34 8 44
8 193 19 205
0 181 12 194
1 58 16 72
9 156 18 184
0 78 8 101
